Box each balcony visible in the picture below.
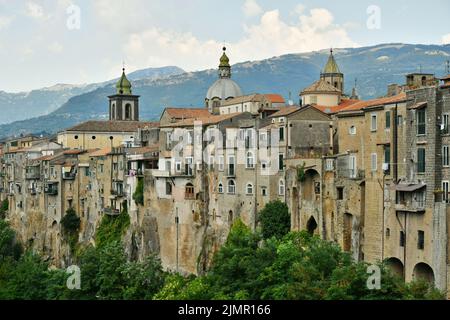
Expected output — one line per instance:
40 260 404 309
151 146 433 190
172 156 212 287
110 189 124 197
395 201 425 213
103 207 120 216
62 171 76 180
44 183 58 196
25 166 40 180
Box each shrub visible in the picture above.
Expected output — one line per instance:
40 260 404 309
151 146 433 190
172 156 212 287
258 200 291 240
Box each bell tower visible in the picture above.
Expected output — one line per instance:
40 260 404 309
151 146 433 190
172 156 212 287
320 49 344 93
108 68 140 121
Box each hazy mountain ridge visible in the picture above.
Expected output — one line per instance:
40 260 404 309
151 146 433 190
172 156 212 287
0 66 185 125
1 43 449 139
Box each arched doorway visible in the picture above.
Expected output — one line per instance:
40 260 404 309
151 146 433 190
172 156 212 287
306 216 317 235
228 210 233 225
385 257 404 278
413 262 434 284
302 169 321 202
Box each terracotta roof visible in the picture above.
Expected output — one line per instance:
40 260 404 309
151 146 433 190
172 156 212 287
35 154 54 161
89 147 112 157
408 101 427 110
440 74 450 81
163 108 210 120
313 99 360 114
338 93 407 113
161 113 242 127
63 149 85 155
268 106 301 118
64 120 159 133
264 94 285 104
301 79 341 94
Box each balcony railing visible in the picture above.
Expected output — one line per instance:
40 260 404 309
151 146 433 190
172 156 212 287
62 171 76 180
25 172 40 180
110 189 124 197
44 184 58 195
395 201 425 213
103 207 120 216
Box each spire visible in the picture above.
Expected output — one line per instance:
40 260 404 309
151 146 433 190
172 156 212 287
350 78 359 100
116 68 132 95
323 48 341 74
218 47 231 78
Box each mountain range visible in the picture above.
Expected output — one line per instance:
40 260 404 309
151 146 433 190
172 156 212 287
0 43 449 139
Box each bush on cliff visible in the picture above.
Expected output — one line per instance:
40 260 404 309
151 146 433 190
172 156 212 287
258 200 291 240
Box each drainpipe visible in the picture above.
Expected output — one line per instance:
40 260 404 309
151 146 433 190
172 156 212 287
393 103 398 181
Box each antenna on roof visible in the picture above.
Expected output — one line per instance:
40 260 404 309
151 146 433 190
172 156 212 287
288 91 293 106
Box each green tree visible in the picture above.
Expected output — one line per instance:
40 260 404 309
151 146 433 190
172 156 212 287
122 254 166 300
95 241 127 300
0 219 22 260
258 200 290 240
133 178 144 206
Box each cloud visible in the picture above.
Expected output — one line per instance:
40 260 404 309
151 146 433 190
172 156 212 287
48 42 63 54
243 0 263 18
123 7 357 72
294 4 306 15
25 1 49 20
442 33 450 44
0 15 13 30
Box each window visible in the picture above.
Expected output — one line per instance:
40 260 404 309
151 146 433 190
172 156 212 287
165 182 172 195
175 161 182 172
443 181 449 203
227 180 236 194
349 125 356 135
278 179 285 196
349 155 356 178
442 114 449 134
278 153 284 171
166 132 172 149
246 183 253 195
337 187 344 200
443 146 449 166
370 114 377 131
417 109 426 135
84 167 90 177
261 187 267 196
385 111 391 129
228 156 235 176
310 95 317 104
185 157 193 175
386 228 390 237
371 153 377 171
325 159 334 171
218 183 223 193
400 231 405 247
418 230 425 250
384 145 391 173
219 156 224 171
185 183 194 199
397 115 403 126
246 151 255 168
314 182 320 195
279 126 285 141
186 130 193 145
261 161 268 171
125 103 132 119
417 148 425 173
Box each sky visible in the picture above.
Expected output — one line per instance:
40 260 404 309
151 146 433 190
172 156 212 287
0 0 449 92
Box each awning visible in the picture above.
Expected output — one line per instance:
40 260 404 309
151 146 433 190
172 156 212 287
394 183 426 192
408 102 427 110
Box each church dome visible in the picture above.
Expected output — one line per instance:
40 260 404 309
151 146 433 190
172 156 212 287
206 78 242 100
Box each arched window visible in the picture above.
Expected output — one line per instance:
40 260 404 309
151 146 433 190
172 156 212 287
125 103 132 120
246 183 253 195
185 183 194 199
246 151 255 168
228 180 236 194
421 76 427 86
213 100 220 108
218 182 223 193
278 179 285 196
